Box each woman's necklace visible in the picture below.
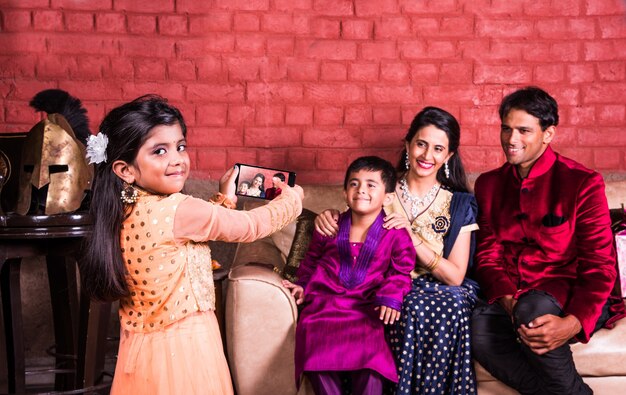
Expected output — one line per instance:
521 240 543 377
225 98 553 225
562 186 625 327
399 176 440 219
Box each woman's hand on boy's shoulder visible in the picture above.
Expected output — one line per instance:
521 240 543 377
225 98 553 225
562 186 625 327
375 305 400 325
382 212 410 230
282 279 304 304
314 209 340 237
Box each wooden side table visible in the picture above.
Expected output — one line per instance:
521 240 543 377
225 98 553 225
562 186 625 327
0 213 111 394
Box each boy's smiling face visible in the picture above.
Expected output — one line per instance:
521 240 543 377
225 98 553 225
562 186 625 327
344 169 395 217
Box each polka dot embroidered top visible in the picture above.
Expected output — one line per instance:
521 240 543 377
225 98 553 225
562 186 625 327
385 189 478 278
119 189 302 333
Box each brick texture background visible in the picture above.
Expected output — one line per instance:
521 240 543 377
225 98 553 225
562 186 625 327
1 0 625 183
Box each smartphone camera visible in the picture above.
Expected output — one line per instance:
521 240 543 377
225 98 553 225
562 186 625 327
234 163 296 200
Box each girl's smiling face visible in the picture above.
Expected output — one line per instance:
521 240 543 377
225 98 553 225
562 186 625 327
124 123 189 195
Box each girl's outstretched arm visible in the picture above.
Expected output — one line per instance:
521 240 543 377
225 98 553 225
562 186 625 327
173 185 302 244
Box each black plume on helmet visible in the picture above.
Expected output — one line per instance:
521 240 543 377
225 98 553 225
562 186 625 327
29 89 91 145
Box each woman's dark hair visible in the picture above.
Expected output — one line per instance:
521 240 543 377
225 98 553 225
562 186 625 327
81 95 186 301
397 106 469 193
499 86 559 130
345 156 397 193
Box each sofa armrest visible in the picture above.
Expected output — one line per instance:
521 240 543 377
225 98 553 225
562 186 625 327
225 263 300 395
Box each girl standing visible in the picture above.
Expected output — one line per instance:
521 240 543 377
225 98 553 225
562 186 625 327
81 95 302 395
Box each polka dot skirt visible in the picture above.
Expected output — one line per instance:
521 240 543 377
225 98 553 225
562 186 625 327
388 275 478 395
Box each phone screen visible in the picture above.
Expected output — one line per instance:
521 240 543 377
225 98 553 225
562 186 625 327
234 163 296 200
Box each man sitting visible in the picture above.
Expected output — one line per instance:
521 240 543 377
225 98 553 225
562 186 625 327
471 86 626 395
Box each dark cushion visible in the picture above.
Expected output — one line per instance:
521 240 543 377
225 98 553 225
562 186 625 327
283 208 317 283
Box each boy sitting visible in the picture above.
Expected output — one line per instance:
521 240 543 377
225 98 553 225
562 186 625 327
283 156 415 395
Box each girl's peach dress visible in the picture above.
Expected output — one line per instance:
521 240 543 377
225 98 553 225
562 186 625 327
110 190 301 394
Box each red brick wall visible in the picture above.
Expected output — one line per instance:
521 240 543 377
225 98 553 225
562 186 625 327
1 0 625 183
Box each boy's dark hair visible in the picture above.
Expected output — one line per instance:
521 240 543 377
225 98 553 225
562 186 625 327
499 86 559 130
273 173 286 182
344 156 397 193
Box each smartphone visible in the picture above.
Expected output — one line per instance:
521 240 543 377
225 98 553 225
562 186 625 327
234 163 296 200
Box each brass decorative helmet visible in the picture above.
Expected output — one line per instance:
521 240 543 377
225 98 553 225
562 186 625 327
15 90 93 215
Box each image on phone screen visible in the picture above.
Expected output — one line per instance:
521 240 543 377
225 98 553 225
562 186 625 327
234 163 296 200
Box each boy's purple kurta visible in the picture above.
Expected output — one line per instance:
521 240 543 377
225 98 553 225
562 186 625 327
294 212 415 384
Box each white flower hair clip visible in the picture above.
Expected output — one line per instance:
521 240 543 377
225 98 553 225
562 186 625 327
86 132 109 164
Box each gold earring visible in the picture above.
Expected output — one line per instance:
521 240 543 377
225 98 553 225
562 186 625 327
121 182 139 204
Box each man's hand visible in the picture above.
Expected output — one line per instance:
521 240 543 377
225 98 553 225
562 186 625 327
518 314 582 355
281 280 304 305
375 305 400 325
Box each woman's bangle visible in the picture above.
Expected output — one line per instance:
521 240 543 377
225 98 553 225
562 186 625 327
415 236 424 247
425 252 436 268
210 192 236 209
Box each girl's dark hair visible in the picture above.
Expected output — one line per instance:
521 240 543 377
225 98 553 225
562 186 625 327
397 106 469 193
499 86 559 130
81 95 186 301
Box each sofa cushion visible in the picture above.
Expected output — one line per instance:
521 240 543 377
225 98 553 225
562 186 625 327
242 199 318 282
283 208 317 283
571 316 626 376
241 198 294 267
226 264 299 395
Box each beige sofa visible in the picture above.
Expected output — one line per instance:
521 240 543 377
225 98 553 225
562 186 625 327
224 181 626 395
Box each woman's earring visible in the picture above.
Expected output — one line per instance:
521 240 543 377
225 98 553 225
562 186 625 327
121 182 139 204
444 161 450 179
405 152 410 170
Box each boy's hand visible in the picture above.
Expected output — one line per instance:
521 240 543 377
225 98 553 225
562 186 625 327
314 209 340 237
375 305 400 325
282 280 304 304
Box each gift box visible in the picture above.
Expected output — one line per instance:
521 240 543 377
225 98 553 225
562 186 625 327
616 230 626 297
